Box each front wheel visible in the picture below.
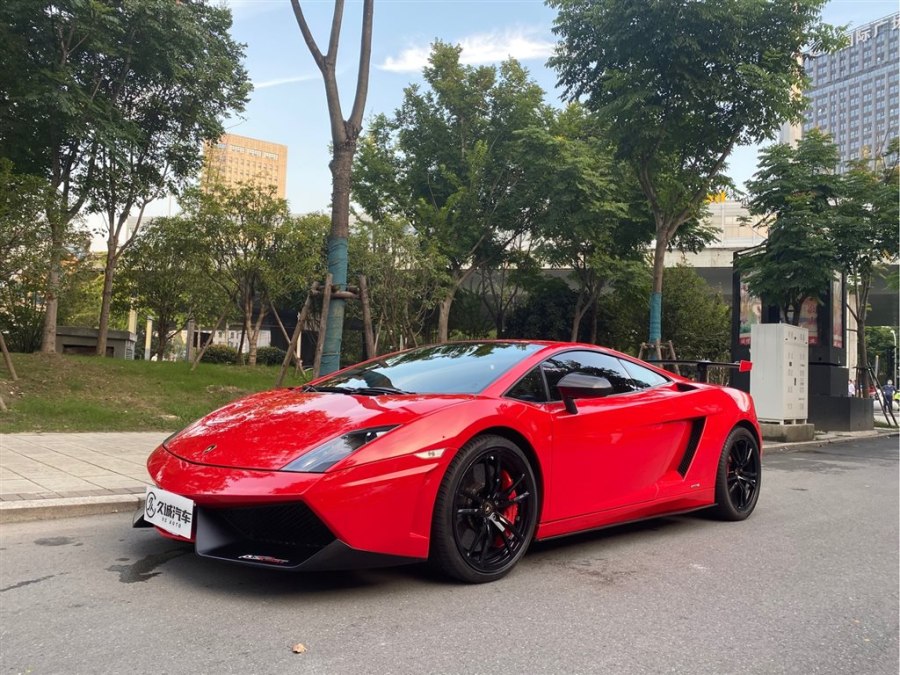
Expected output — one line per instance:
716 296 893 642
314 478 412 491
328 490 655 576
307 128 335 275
711 426 761 521
430 435 539 583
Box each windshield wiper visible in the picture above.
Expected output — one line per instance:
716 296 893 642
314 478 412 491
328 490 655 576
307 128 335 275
301 385 356 394
302 385 413 396
354 386 414 395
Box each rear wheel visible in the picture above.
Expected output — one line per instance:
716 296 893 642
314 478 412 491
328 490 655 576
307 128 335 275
711 427 761 521
430 435 538 583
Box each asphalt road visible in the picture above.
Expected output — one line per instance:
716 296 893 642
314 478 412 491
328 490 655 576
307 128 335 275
1 436 897 675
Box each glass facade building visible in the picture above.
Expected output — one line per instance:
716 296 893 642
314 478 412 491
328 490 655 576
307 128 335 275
800 13 899 165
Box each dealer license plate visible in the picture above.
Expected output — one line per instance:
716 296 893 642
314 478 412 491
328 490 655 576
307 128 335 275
144 487 195 539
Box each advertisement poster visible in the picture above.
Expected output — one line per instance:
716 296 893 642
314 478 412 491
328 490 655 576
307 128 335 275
799 298 819 345
739 283 761 346
832 277 843 348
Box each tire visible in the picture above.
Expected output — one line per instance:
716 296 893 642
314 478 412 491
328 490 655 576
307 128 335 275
711 426 761 521
430 435 539 583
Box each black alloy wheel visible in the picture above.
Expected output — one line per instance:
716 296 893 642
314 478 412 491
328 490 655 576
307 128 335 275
712 426 761 521
431 435 539 583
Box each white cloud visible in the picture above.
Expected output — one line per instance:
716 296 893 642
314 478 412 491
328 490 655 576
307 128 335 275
379 28 554 73
253 73 319 90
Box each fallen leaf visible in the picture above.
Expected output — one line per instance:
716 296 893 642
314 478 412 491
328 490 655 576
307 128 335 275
292 643 307 654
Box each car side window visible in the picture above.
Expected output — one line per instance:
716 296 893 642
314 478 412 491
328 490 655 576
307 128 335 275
542 350 640 399
506 367 549 403
620 359 669 389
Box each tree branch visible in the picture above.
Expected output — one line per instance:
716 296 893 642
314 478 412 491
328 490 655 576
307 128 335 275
290 0 325 70
348 0 374 130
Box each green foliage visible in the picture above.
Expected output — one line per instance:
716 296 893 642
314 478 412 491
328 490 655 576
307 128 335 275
348 216 449 350
547 0 842 340
834 138 900 310
866 326 898 382
114 216 224 358
353 43 549 340
0 0 250 352
661 266 731 361
506 277 580 342
200 344 238 365
736 130 841 324
516 104 650 340
183 184 327 365
255 346 287 366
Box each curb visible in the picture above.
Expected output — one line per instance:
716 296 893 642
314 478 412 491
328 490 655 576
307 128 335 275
764 429 898 453
0 494 143 525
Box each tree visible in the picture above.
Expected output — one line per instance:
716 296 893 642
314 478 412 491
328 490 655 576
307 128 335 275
353 43 547 341
547 0 842 347
114 217 222 360
0 160 47 287
517 104 648 341
736 130 841 325
187 184 326 366
1 0 109 352
0 159 94 352
661 265 731 362
832 138 900 396
349 217 449 350
0 0 249 355
291 0 374 375
86 0 249 357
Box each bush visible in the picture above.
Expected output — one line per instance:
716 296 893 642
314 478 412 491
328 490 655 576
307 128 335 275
200 344 238 364
255 345 286 366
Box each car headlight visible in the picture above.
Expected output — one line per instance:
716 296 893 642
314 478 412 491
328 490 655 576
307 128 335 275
280 426 398 473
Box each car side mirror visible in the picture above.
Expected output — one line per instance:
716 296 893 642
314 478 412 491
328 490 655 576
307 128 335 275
557 373 613 414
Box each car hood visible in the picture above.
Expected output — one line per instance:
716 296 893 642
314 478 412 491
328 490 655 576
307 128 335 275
164 388 473 471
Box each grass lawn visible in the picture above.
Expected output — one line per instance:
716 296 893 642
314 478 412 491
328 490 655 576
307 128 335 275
0 353 310 433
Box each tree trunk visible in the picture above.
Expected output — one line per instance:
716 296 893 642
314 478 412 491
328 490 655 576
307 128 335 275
39 220 65 354
155 322 169 360
96 245 118 357
648 230 668 346
852 277 871 399
291 0 374 373
857 317 868 397
247 306 267 366
437 269 475 343
320 145 354 374
571 295 589 343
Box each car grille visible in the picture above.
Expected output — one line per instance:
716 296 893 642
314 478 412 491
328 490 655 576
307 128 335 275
195 502 336 567
215 502 336 549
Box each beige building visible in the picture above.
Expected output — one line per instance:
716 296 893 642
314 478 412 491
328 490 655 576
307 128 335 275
663 199 768 268
202 133 288 199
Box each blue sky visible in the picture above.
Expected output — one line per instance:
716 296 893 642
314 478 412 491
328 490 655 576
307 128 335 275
217 0 899 215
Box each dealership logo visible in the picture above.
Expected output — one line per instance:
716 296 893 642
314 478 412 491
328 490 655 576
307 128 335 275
145 489 192 525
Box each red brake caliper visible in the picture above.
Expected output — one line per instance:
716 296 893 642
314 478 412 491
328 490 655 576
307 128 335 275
496 471 518 546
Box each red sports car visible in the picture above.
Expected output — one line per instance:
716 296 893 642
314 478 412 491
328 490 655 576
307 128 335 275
136 341 761 583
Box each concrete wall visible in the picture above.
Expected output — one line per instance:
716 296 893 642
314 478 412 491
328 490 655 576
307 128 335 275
55 327 136 359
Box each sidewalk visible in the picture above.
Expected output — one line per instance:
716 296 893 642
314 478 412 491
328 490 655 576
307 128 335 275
0 432 167 523
1 428 897 524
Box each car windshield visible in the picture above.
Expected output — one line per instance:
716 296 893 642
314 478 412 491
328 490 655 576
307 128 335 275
312 342 542 395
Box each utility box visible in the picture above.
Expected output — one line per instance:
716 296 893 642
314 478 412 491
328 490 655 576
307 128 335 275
750 324 808 423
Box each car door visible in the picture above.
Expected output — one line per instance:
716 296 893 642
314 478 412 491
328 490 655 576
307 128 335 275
542 350 691 522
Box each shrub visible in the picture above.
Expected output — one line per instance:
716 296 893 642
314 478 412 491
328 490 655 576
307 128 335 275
200 344 238 364
255 345 286 366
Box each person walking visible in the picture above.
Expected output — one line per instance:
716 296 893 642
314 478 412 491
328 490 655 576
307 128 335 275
884 380 896 413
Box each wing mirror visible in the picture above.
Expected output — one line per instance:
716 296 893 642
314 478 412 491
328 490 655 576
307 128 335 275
557 373 613 414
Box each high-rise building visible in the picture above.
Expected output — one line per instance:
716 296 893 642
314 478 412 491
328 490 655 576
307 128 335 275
793 13 900 164
202 133 288 199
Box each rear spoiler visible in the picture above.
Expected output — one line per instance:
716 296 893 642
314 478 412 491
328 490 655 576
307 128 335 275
652 360 752 383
